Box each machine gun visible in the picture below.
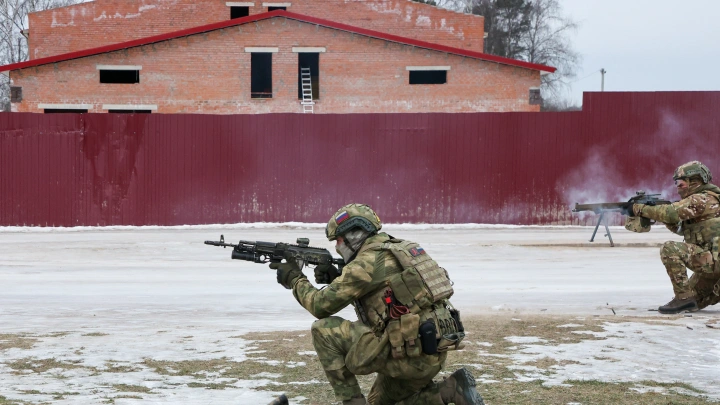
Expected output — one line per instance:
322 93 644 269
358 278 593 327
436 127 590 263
205 235 345 271
572 191 672 247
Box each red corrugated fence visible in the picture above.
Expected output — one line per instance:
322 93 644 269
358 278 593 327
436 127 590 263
1 91 719 226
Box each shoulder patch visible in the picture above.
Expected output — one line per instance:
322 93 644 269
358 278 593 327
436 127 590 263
409 246 426 257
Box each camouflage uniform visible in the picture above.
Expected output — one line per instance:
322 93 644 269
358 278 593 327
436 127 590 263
634 184 720 308
289 232 451 404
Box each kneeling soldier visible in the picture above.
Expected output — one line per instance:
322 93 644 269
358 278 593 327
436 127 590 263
626 161 720 314
270 203 484 404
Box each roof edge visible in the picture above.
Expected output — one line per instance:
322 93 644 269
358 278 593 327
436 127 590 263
0 10 555 73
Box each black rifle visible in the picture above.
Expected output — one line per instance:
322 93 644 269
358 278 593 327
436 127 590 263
572 191 672 247
205 235 345 271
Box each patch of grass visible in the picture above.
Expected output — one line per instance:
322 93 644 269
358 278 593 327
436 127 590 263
7 358 84 374
101 361 142 373
82 332 109 337
474 379 712 405
4 314 712 404
51 392 80 400
0 334 37 351
231 315 713 404
186 382 233 389
0 396 32 405
112 384 152 393
143 358 234 377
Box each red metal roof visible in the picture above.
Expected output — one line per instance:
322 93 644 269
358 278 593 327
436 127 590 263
0 10 556 73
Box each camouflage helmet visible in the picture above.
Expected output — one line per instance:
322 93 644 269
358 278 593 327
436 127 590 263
673 161 712 184
325 203 382 241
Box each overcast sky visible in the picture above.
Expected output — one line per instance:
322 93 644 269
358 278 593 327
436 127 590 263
559 0 720 105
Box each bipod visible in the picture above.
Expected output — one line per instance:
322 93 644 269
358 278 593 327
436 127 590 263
589 211 614 247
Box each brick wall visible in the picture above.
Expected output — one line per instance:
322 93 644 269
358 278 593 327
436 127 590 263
28 0 484 60
11 17 538 114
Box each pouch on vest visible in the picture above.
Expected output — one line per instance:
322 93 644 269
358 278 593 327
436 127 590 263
386 319 405 359
432 302 465 351
400 313 421 357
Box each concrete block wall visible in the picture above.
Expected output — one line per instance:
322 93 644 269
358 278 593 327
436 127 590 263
12 17 536 114
28 0 484 60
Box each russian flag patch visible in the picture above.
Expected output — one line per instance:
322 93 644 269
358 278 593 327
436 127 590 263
335 211 350 224
410 247 426 257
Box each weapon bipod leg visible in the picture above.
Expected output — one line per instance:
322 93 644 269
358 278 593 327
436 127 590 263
589 211 614 247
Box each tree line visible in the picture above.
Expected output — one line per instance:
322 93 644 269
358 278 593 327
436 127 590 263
426 0 581 109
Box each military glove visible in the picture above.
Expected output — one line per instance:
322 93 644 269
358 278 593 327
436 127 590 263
269 253 306 289
624 216 651 233
314 263 341 284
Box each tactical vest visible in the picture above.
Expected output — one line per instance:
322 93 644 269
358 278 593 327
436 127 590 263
682 191 720 248
353 238 463 359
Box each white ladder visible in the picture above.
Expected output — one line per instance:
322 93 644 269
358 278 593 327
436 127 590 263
300 67 314 113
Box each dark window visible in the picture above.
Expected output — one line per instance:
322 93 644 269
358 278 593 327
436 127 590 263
409 70 446 85
231 6 249 19
529 89 542 105
268 6 286 11
10 86 22 102
108 110 152 114
100 70 140 84
297 53 319 100
251 53 273 99
44 109 88 113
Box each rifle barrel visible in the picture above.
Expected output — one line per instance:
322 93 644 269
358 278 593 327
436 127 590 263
572 202 626 213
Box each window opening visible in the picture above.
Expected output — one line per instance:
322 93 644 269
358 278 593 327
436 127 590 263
100 70 140 84
268 6 286 11
297 53 319 100
44 109 88 113
251 53 273 99
231 6 249 18
409 70 446 85
108 110 152 114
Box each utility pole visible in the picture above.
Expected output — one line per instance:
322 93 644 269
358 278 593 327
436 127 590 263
600 68 606 92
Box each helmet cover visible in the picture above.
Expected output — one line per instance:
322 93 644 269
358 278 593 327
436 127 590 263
325 203 382 241
673 161 712 184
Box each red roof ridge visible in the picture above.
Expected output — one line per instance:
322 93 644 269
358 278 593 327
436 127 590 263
0 10 555 73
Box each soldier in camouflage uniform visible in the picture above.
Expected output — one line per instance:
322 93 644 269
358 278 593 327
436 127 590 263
626 161 720 314
269 204 484 405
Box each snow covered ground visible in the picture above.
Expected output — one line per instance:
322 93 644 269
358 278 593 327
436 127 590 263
1 224 719 404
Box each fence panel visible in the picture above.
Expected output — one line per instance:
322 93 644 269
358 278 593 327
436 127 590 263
1 91 719 226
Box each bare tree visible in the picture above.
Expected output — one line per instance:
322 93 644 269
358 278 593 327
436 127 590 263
0 0 84 111
522 0 580 100
464 0 580 105
472 0 532 60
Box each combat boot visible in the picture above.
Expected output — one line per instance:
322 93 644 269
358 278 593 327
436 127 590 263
343 394 368 405
267 394 288 405
438 368 485 405
658 295 698 314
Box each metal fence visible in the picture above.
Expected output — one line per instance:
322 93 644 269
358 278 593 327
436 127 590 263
2 91 719 226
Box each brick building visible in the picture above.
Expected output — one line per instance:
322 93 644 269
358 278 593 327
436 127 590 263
1 1 555 114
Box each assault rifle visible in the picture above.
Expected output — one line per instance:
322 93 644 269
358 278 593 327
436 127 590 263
205 235 345 271
572 191 672 247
